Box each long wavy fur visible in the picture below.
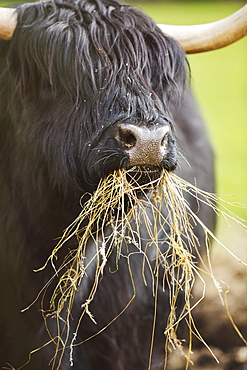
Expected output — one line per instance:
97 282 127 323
1 0 187 196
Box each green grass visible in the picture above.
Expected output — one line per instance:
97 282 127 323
129 1 247 218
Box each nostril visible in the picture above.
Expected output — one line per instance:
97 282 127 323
161 131 169 147
118 129 137 149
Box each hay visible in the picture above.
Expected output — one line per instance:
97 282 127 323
18 168 247 370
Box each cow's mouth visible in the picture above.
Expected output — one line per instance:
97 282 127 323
126 166 162 188
107 166 163 218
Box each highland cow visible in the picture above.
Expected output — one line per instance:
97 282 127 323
0 0 246 369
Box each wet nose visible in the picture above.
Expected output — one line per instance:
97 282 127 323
116 123 170 167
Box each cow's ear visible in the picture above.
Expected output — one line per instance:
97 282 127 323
0 8 17 40
158 5 247 54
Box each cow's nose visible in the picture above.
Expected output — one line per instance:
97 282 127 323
116 123 170 167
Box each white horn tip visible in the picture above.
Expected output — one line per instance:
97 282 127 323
0 8 18 40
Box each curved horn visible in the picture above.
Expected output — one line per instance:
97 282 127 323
1 5 246 49
158 5 247 54
0 8 17 40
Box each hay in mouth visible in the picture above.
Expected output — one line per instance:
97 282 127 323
20 168 246 370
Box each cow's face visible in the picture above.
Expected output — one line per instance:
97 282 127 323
7 0 187 195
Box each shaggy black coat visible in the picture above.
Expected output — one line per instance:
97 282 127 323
0 0 215 368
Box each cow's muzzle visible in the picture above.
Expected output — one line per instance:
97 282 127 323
116 123 176 170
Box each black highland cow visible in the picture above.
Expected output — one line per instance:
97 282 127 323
0 1 245 369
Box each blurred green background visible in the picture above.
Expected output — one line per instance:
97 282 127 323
128 1 247 221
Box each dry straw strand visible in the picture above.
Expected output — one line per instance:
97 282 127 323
18 168 246 370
